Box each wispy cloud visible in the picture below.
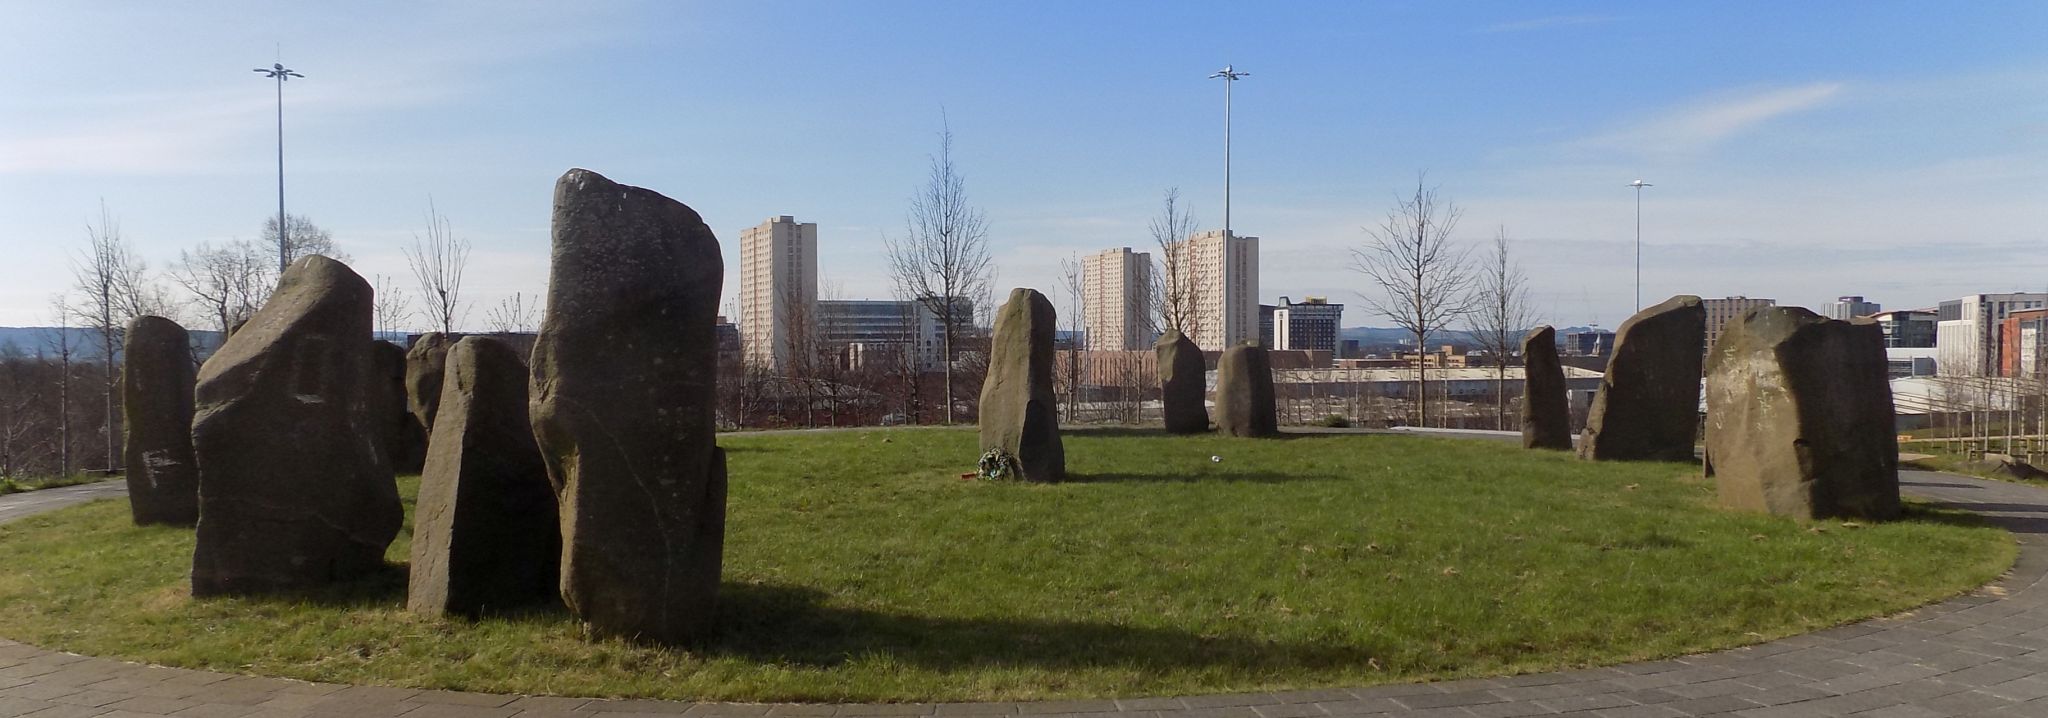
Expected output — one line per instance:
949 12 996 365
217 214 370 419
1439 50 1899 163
1576 82 1845 155
1478 15 1614 34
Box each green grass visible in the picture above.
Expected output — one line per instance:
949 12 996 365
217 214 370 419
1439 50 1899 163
0 474 101 495
0 429 2015 702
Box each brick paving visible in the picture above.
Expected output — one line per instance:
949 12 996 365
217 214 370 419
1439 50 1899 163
1 470 2045 717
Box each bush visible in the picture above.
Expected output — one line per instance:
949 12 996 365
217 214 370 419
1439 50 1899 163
1316 414 1352 428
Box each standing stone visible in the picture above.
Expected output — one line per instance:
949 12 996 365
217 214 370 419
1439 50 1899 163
122 315 198 526
406 332 456 430
1520 325 1572 451
530 168 727 645
190 255 401 596
978 288 1065 482
1215 344 1278 438
1705 307 1899 520
371 341 426 473
1156 329 1209 434
409 336 560 617
1579 295 1705 462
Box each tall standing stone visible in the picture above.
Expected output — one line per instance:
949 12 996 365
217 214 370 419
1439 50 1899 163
122 315 198 526
978 288 1064 482
530 168 727 645
1579 295 1705 462
1156 329 1209 434
1705 307 1900 520
1215 344 1278 438
409 336 560 617
1520 325 1572 451
406 332 455 431
371 341 426 473
190 255 401 596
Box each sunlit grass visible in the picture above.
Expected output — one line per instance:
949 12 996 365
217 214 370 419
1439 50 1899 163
0 428 2013 702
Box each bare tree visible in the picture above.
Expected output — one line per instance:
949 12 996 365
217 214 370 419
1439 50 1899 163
373 274 415 338
71 204 166 471
406 201 471 335
481 291 540 335
171 240 272 334
45 296 76 478
262 213 347 273
885 123 993 425
1150 188 1203 335
1058 254 1086 422
1466 227 1540 430
1351 176 1476 428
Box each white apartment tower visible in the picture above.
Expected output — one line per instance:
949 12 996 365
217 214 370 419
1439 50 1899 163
739 215 817 371
1165 229 1260 351
1081 247 1154 351
1936 293 2048 377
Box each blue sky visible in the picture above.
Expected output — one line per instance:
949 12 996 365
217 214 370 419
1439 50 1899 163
4 2 2045 329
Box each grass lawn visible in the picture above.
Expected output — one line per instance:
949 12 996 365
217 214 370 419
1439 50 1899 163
0 474 101 495
0 429 2014 702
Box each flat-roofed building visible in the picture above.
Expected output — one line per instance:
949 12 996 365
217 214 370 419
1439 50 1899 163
1164 230 1259 351
1080 247 1154 351
739 215 817 371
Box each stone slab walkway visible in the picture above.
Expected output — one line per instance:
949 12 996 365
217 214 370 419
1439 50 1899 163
2 471 2047 717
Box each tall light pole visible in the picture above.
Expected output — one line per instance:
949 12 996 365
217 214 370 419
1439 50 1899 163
254 62 304 273
1630 179 1652 311
1209 64 1248 236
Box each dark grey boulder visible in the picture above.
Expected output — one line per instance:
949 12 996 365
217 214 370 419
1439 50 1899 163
371 341 426 473
1156 329 1209 434
1705 307 1899 520
1520 325 1572 451
409 336 560 617
1579 295 1705 462
122 315 198 526
405 332 455 431
1215 344 1278 438
978 288 1064 482
530 168 726 645
190 255 401 596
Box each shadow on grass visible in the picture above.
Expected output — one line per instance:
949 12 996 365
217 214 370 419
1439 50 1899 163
707 582 1381 671
1061 426 1331 442
1064 470 1345 484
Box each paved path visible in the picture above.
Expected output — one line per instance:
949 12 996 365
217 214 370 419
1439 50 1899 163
3 472 2048 717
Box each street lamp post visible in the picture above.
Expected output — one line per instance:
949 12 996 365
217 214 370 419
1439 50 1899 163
1630 179 1652 311
254 62 304 273
1209 64 1248 236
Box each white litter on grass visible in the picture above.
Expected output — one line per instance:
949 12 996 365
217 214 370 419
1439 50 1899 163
1210 455 1222 463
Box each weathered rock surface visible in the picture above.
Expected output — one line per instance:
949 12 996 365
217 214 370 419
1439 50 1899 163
1705 307 1899 520
1215 344 1278 438
371 341 426 473
405 332 455 430
530 168 727 645
1156 330 1209 434
190 255 402 596
122 315 198 526
409 336 560 617
1520 325 1573 451
979 288 1064 482
1579 295 1705 462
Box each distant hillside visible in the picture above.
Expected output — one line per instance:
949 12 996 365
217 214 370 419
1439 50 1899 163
1 326 224 361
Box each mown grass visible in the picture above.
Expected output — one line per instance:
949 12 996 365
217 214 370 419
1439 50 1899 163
0 474 101 495
0 429 2015 702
